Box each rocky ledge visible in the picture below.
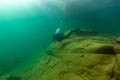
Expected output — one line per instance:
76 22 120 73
0 29 120 80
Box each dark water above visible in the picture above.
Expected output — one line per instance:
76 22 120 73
0 0 120 73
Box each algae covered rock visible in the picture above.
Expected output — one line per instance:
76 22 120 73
43 35 115 80
0 29 117 80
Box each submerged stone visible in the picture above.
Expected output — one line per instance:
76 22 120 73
0 29 118 80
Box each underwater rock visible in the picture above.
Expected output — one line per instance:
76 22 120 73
114 37 120 80
42 36 115 80
0 29 117 80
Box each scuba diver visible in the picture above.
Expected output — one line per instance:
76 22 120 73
52 27 79 42
52 21 79 42
53 27 64 42
52 21 65 42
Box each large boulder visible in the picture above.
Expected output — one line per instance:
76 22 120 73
0 29 117 80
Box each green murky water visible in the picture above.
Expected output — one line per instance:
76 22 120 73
0 0 119 76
